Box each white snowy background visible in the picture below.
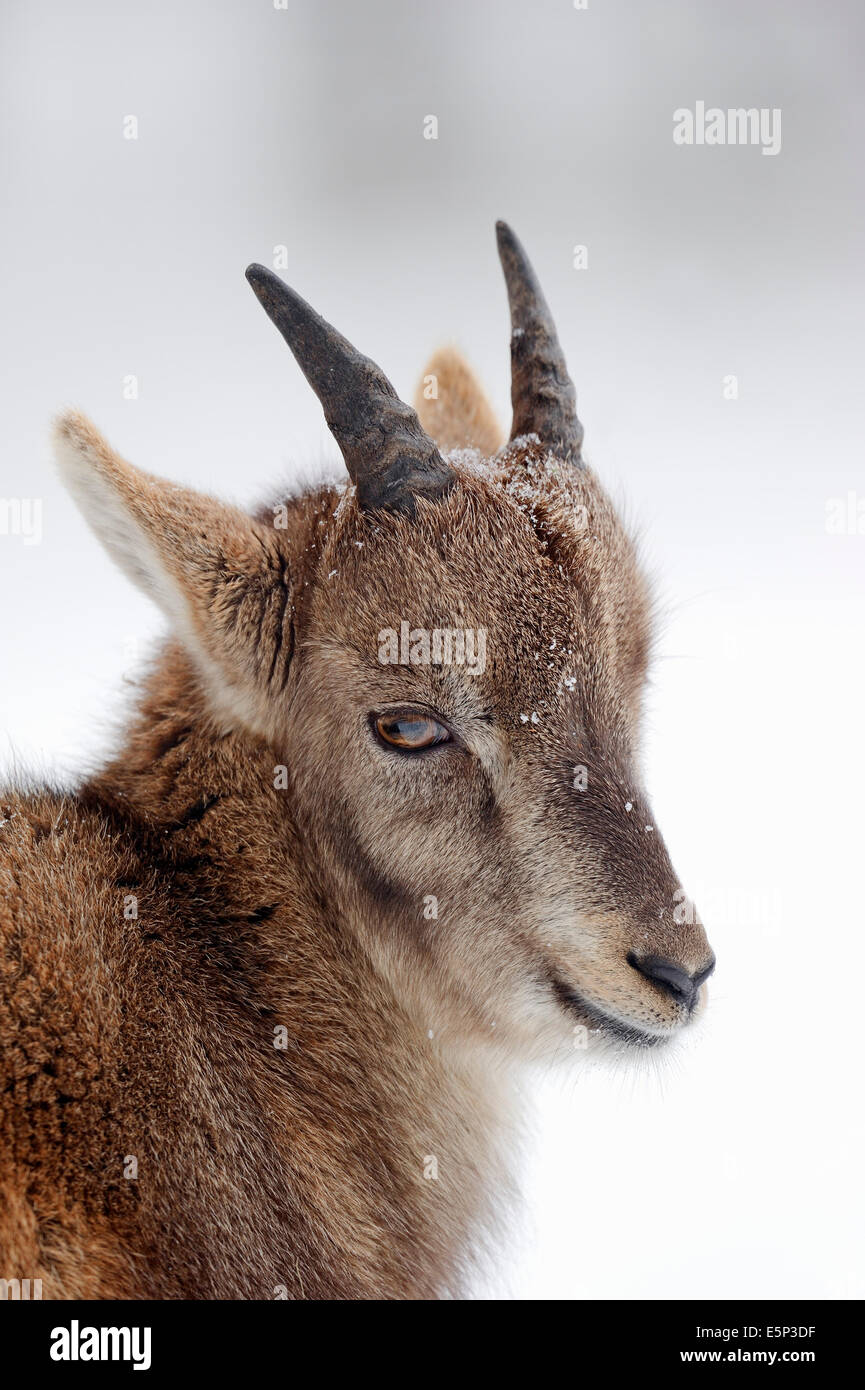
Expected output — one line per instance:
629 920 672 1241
1 0 862 1298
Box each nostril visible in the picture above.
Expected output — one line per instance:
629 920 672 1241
627 952 714 1008
692 956 716 990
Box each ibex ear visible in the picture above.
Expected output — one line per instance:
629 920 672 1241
414 347 502 456
53 411 291 733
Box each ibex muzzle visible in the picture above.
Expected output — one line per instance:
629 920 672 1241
0 223 715 1299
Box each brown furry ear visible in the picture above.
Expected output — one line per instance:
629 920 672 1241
414 348 502 456
53 410 291 732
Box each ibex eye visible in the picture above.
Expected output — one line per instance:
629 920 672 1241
373 712 451 752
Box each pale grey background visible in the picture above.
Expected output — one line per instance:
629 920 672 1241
1 0 863 1298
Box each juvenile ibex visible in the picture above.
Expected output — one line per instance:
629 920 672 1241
0 224 714 1299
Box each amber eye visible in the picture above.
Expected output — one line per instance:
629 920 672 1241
373 712 451 752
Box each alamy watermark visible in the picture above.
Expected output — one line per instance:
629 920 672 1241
673 102 781 156
50 1322 151 1371
0 497 42 545
1 1277 42 1299
825 491 865 535
378 622 487 676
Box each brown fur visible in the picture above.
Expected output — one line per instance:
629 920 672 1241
0 327 712 1300
414 347 503 455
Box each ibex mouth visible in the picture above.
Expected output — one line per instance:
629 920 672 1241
550 976 670 1049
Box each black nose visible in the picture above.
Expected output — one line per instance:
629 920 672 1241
627 952 715 1010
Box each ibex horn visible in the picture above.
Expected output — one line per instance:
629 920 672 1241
246 264 454 514
496 221 584 465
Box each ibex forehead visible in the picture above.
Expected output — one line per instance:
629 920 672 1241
303 455 651 736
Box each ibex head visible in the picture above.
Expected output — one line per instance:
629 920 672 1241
54 223 714 1057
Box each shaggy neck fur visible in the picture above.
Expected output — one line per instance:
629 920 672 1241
65 643 516 1299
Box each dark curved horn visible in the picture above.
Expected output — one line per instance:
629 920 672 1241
495 221 583 465
245 264 454 514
